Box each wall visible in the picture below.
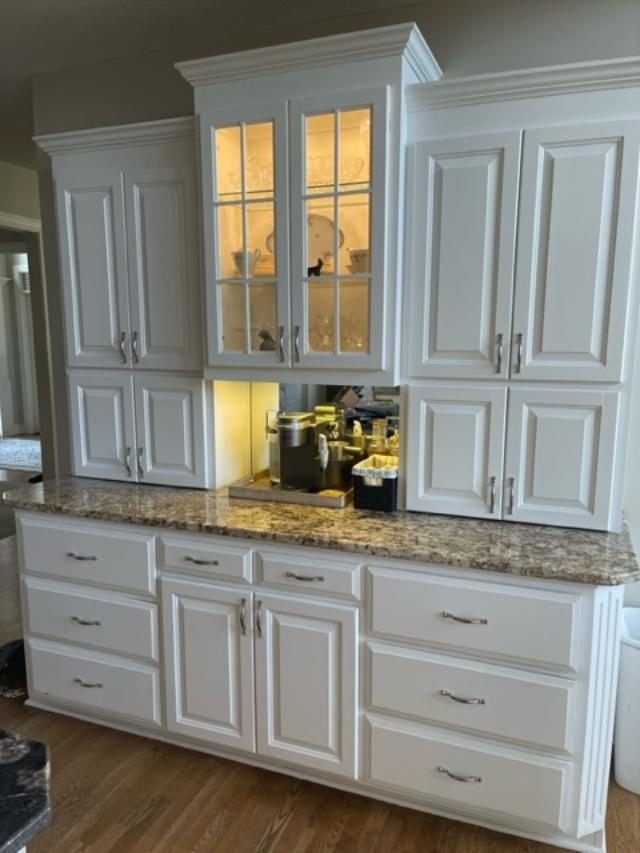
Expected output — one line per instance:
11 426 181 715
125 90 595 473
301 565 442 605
0 161 40 222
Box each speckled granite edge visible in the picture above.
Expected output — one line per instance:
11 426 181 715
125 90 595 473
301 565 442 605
0 731 50 853
2 477 639 586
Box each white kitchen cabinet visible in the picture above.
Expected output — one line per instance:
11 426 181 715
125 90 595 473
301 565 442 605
134 375 211 488
124 163 202 371
512 120 640 382
255 593 358 778
68 371 136 482
504 387 621 530
405 384 507 518
40 119 202 372
162 577 256 751
55 168 131 369
406 132 521 379
68 370 213 487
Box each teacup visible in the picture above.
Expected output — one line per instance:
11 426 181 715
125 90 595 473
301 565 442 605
232 248 261 276
348 248 369 273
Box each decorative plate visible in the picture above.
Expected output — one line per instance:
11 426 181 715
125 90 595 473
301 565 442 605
266 214 344 265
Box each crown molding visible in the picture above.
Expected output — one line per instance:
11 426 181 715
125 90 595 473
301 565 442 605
35 116 194 155
406 55 640 112
176 23 442 88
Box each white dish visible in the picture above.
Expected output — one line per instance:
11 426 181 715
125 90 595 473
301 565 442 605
266 213 344 266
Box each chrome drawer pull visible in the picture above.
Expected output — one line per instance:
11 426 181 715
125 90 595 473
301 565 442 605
278 325 285 363
441 611 488 625
67 552 97 562
256 600 263 639
184 555 220 566
293 325 301 363
136 446 145 478
488 475 496 514
515 332 523 373
124 446 132 478
71 616 102 627
495 332 503 374
73 677 103 688
119 331 127 363
132 330 140 364
285 571 325 583
440 689 486 705
239 598 247 636
438 766 482 783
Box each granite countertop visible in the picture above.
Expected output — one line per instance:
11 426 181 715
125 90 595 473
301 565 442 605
0 730 50 853
2 477 639 586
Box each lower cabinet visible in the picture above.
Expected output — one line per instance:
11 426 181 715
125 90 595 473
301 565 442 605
68 371 213 488
406 383 622 530
255 594 358 778
162 577 256 751
161 580 359 779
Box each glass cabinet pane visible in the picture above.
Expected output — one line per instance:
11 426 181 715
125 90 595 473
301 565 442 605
306 113 335 194
214 126 242 200
245 122 274 196
306 197 338 275
307 280 335 352
249 282 277 352
247 202 275 277
215 205 244 279
219 283 246 352
338 193 370 275
339 108 371 191
340 280 370 352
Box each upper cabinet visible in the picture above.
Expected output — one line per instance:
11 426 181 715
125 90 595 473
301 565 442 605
178 24 443 384
406 119 640 384
40 119 203 373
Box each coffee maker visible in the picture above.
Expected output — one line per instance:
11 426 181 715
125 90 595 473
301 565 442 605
275 404 354 492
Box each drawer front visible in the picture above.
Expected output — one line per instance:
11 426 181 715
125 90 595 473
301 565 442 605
159 535 252 583
367 567 581 671
27 639 161 726
368 643 576 752
258 551 361 600
24 577 159 662
366 715 572 831
19 515 155 595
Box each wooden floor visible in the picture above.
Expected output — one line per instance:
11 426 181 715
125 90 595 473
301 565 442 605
1 540 639 852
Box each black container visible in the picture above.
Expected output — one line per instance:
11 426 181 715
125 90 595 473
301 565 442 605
353 472 398 512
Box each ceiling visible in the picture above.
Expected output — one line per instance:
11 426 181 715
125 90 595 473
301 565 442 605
3 0 640 169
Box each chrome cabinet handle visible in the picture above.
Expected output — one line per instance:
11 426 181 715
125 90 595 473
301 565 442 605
137 447 144 478
293 325 300 363
515 332 523 374
488 476 496 514
119 331 127 364
132 330 139 364
71 616 102 627
440 689 486 706
184 555 219 566
285 571 325 583
507 476 515 515
66 552 97 562
73 677 103 688
239 598 247 636
256 599 263 638
124 446 132 478
495 332 503 374
438 766 482 783
441 610 488 626
278 325 285 363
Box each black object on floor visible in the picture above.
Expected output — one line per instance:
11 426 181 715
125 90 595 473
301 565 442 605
0 729 51 853
28 473 43 484
0 640 26 698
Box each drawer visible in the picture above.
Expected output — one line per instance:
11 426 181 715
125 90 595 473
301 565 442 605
159 534 252 583
26 639 161 726
367 643 576 752
258 550 361 600
24 577 159 662
366 715 572 831
19 515 155 595
367 567 581 671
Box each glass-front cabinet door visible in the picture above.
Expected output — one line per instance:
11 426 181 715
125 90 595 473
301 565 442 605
289 88 388 370
200 103 290 366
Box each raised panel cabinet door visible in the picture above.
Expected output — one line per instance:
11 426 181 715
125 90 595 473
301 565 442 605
512 119 640 381
162 578 255 751
125 162 202 371
199 101 291 368
255 593 358 779
504 388 621 530
406 132 521 379
133 375 209 488
68 371 136 481
406 384 507 519
55 168 130 368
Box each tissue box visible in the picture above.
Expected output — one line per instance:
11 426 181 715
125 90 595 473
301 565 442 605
352 455 398 512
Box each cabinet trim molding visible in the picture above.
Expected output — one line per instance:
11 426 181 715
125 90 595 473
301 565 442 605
406 55 640 112
35 117 194 155
176 23 442 88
